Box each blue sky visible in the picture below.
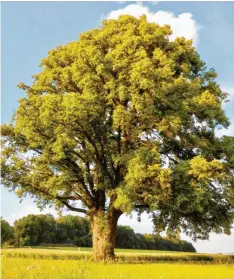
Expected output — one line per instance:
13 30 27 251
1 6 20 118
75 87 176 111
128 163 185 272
1 1 234 253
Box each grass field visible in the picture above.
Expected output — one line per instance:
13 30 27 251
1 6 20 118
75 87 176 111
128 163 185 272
1 247 234 279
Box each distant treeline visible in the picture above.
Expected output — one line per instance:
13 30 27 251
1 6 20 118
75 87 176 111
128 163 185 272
1 214 196 252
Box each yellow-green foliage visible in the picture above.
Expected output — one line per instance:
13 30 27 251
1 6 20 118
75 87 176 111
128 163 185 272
2 258 234 279
1 14 234 250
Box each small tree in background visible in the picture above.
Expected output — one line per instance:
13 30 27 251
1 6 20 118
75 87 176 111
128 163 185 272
1 218 14 246
1 15 234 260
14 214 56 246
56 215 91 246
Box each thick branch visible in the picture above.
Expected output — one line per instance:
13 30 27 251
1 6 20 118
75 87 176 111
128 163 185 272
61 154 95 207
61 201 87 214
85 160 96 197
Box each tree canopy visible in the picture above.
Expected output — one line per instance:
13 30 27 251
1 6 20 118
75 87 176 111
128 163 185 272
14 214 57 246
1 218 14 246
1 15 234 259
13 214 91 247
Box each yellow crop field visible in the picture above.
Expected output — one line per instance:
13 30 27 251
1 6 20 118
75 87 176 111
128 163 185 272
2 258 234 279
1 248 234 279
1 248 234 263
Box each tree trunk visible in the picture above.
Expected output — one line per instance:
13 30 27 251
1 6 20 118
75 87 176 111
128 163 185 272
91 209 122 261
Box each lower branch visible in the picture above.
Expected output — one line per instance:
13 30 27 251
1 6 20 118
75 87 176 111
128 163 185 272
61 201 87 214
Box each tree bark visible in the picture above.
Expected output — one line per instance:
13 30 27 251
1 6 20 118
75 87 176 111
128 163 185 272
91 208 122 261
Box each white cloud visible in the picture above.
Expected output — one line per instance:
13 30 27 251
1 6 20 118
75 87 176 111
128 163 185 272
151 1 159 6
106 3 201 46
119 212 154 234
115 1 126 4
5 205 58 226
2 192 84 226
18 206 57 219
181 231 234 254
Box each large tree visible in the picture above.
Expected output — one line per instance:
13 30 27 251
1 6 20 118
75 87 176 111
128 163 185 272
1 15 234 260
